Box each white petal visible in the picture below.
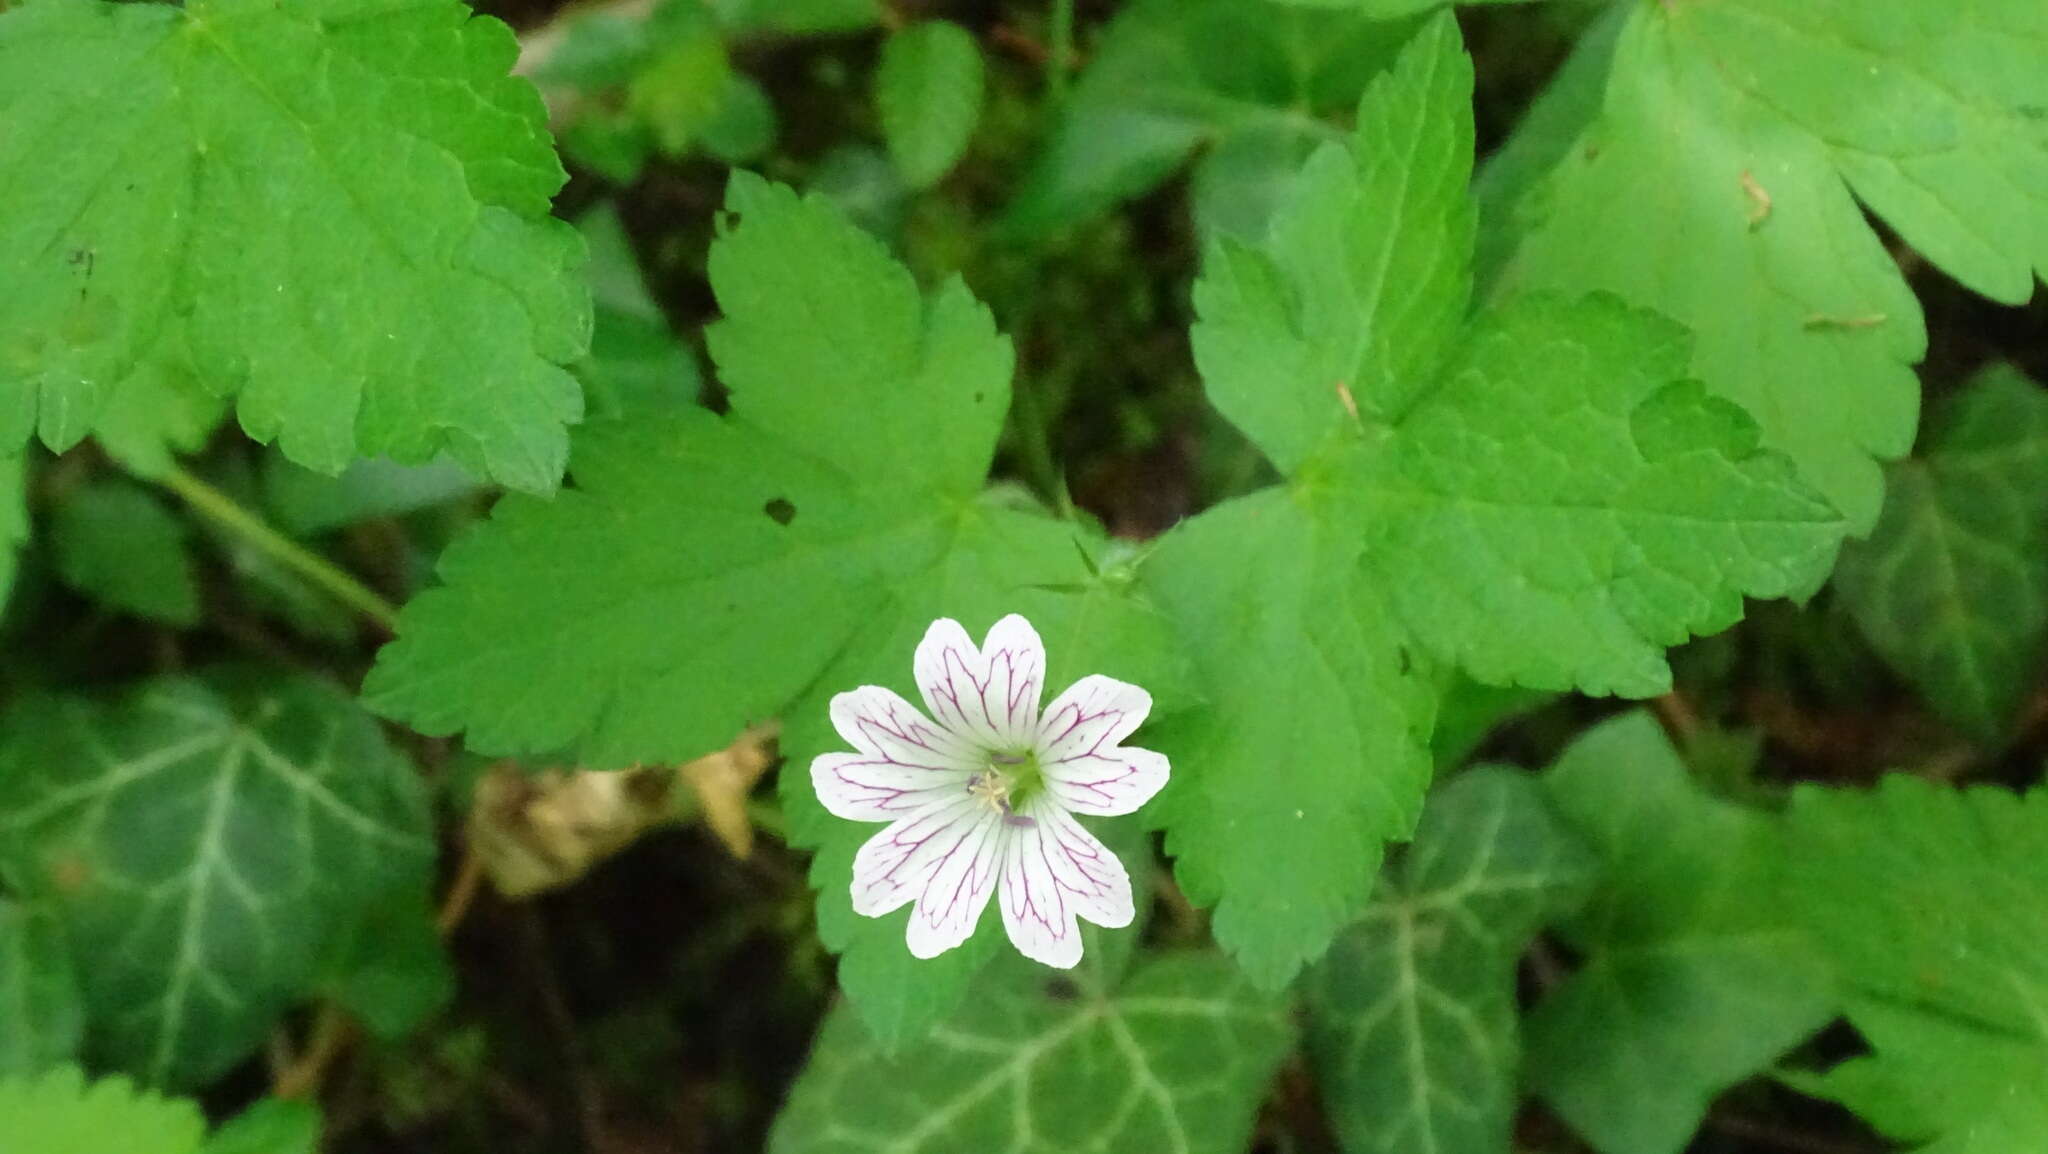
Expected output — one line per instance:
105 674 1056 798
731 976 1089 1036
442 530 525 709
811 751 970 822
997 803 1134 970
914 615 1045 750
849 794 985 918
829 686 982 769
904 807 1006 959
1036 675 1168 816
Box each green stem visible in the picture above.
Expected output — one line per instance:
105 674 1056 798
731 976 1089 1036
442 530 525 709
159 466 402 633
1011 372 1075 519
1049 0 1075 104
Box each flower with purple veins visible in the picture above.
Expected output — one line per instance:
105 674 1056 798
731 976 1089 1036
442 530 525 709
809 614 1169 969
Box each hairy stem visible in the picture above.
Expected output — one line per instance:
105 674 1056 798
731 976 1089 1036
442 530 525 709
159 465 401 633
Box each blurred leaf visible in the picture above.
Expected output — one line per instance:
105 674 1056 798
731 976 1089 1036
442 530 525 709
575 205 702 421
1524 711 1835 1154
51 477 198 626
712 0 878 34
1003 0 1420 238
1303 768 1596 1154
0 672 434 1088
0 452 26 612
261 454 479 537
470 763 681 898
700 73 778 164
768 953 1291 1153
1430 671 1554 767
1784 776 2048 1154
1834 365 2048 737
320 897 454 1041
876 21 984 189
203 1099 322 1154
629 35 732 157
0 1066 206 1154
0 900 83 1077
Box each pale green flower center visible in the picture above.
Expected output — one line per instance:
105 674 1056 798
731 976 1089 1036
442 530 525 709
969 749 1045 819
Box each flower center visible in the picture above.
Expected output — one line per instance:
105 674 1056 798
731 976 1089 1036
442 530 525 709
967 750 1044 827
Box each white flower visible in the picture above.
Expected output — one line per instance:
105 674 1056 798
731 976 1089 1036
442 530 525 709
810 614 1170 969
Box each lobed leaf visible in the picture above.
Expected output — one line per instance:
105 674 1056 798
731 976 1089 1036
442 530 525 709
0 0 587 490
0 1065 207 1154
1495 0 2048 530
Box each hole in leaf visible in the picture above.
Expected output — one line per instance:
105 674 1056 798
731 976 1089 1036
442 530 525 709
763 497 796 526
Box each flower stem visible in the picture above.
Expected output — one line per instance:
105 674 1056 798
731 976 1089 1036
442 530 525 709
159 465 402 633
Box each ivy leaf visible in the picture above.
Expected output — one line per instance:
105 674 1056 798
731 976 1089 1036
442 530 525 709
1523 712 1835 1154
51 477 200 627
1001 0 1419 239
368 176 1185 1042
0 0 587 492
875 21 984 189
768 952 1292 1154
1496 0 2048 530
0 1066 207 1154
0 671 434 1088
0 900 84 1076
1303 767 1595 1154
1782 776 2048 1154
1834 365 2048 737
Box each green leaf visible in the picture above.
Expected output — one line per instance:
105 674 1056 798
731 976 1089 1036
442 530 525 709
1524 712 1835 1154
574 204 702 421
1193 11 1473 464
768 952 1292 1154
320 895 455 1040
0 0 587 491
0 671 435 1088
1497 0 2048 530
0 900 84 1077
1194 16 1841 701
369 174 1014 763
1781 777 2048 1153
1303 768 1595 1154
1356 293 1842 698
1002 0 1418 238
203 1100 322 1154
1834 365 2048 736
51 477 199 627
261 454 480 537
0 1066 206 1154
1142 485 1434 990
0 452 28 612
711 0 877 34
876 21 984 189
368 176 1187 1042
